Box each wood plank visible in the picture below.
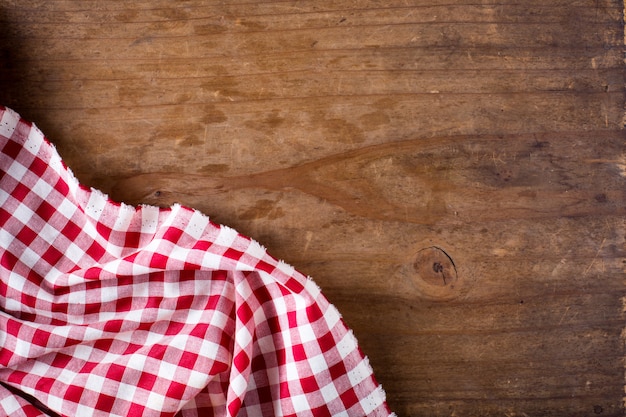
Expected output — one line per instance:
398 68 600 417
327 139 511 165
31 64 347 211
0 1 624 415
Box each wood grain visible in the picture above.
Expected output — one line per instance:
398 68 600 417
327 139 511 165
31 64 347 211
1 1 624 415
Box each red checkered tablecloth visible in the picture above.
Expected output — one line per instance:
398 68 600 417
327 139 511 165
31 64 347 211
0 106 394 417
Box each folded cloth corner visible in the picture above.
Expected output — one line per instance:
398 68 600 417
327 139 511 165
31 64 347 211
0 106 395 417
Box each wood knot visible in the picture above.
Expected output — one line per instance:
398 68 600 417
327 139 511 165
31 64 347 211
411 247 458 297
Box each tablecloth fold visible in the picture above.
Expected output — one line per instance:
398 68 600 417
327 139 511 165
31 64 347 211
0 106 394 417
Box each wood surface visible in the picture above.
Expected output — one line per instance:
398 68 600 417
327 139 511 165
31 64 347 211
1 1 625 415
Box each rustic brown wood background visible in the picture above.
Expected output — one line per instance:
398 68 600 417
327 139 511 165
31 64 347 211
1 1 625 415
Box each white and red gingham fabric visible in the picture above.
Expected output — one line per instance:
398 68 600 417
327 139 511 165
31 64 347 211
0 106 394 417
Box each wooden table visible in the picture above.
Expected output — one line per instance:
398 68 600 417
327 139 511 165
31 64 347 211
1 1 624 415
